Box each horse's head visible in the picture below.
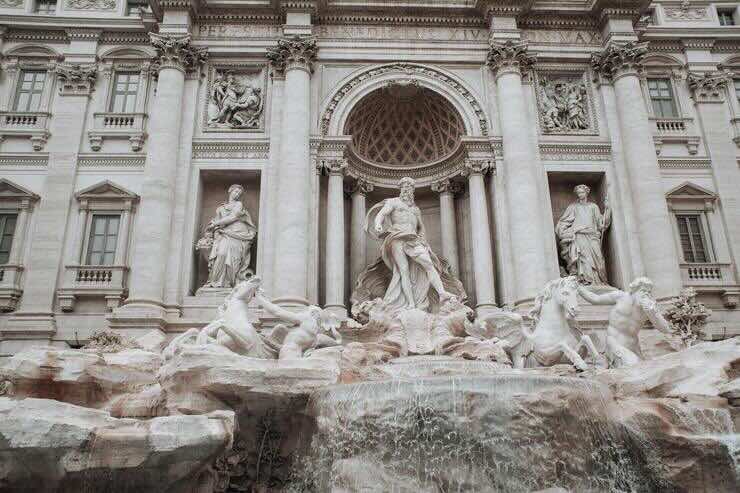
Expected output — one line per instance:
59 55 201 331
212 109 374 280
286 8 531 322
231 276 262 302
531 277 580 323
555 276 580 321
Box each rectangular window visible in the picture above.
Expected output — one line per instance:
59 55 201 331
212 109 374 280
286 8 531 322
109 72 140 113
0 214 18 265
13 71 46 112
718 10 736 26
647 78 678 118
86 214 120 265
676 214 709 263
35 0 57 14
126 0 148 16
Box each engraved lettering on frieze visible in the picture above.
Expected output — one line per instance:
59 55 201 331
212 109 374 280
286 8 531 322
520 30 602 46
207 69 264 130
537 76 590 133
65 0 115 10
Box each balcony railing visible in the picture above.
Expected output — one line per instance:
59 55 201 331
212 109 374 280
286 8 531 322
680 262 734 286
0 264 24 312
650 117 700 155
0 111 51 151
58 264 128 311
88 112 147 152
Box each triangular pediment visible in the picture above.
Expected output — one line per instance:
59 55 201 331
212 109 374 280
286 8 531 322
666 182 717 200
0 179 40 201
75 180 138 201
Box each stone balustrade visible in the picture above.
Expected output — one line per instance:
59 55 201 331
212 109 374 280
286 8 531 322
58 264 128 312
88 112 148 152
680 262 734 285
0 264 24 312
649 117 700 155
0 111 51 150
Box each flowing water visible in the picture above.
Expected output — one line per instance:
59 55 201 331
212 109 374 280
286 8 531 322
288 373 662 492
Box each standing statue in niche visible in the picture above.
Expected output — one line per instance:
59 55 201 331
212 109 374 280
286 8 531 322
555 184 611 285
351 177 465 315
197 184 257 289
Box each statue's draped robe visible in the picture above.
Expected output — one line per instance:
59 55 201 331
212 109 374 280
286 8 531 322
351 200 465 313
555 201 608 285
206 202 257 288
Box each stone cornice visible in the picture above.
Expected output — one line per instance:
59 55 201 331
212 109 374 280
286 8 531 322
148 0 200 20
280 1 317 14
65 28 102 41
149 33 208 73
265 35 317 76
476 0 534 19
486 40 535 77
590 41 648 80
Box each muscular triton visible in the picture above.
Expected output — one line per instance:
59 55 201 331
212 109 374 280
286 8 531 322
577 277 674 368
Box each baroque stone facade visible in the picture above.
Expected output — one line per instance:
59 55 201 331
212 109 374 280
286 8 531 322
0 0 738 352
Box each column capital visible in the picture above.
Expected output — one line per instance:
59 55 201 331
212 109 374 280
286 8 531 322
687 72 730 104
346 178 374 196
149 33 207 74
590 42 647 81
431 179 463 195
317 158 347 176
266 35 318 76
55 63 97 96
462 158 493 177
486 40 534 78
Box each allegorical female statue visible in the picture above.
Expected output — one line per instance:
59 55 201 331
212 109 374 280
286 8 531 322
198 184 257 289
555 184 611 285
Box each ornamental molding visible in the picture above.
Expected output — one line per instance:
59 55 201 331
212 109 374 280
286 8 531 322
658 157 711 169
5 30 68 42
461 157 493 176
0 0 24 7
320 63 490 138
712 40 740 53
65 28 103 41
100 32 151 45
519 17 598 31
77 155 146 169
590 41 648 80
65 0 115 10
0 154 48 168
204 63 267 132
538 143 612 162
265 35 317 76
280 0 317 13
687 72 730 103
486 40 535 77
664 3 709 21
56 63 98 96
149 33 208 73
475 0 534 19
316 13 484 28
191 141 270 160
647 40 684 53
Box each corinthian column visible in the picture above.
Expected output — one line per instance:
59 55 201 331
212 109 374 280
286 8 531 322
591 43 681 299
119 34 207 322
319 159 348 316
487 41 548 305
266 36 317 306
462 160 497 314
348 179 373 288
431 179 461 277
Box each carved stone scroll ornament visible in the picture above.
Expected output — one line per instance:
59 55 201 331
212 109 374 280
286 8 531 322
590 42 648 80
486 40 535 77
538 77 589 132
149 33 208 73
207 71 264 129
56 63 98 95
265 35 318 77
687 72 730 103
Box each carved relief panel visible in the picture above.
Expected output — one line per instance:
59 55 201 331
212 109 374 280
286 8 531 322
534 70 597 136
204 64 267 132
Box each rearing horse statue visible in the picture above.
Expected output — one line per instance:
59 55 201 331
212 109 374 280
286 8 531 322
510 277 601 371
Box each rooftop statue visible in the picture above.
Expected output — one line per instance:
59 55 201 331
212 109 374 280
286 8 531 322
351 177 465 317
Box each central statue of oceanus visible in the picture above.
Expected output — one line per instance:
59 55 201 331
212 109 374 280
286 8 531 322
351 177 466 316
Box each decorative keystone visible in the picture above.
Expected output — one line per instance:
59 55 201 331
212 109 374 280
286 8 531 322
486 40 535 77
266 36 318 76
149 33 208 73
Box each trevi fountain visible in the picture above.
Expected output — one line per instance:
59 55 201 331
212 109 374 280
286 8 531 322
0 1 739 492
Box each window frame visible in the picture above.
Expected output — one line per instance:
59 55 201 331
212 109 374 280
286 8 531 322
0 213 18 265
718 9 736 26
108 71 141 114
674 213 711 263
84 213 121 266
647 77 679 119
12 69 47 113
